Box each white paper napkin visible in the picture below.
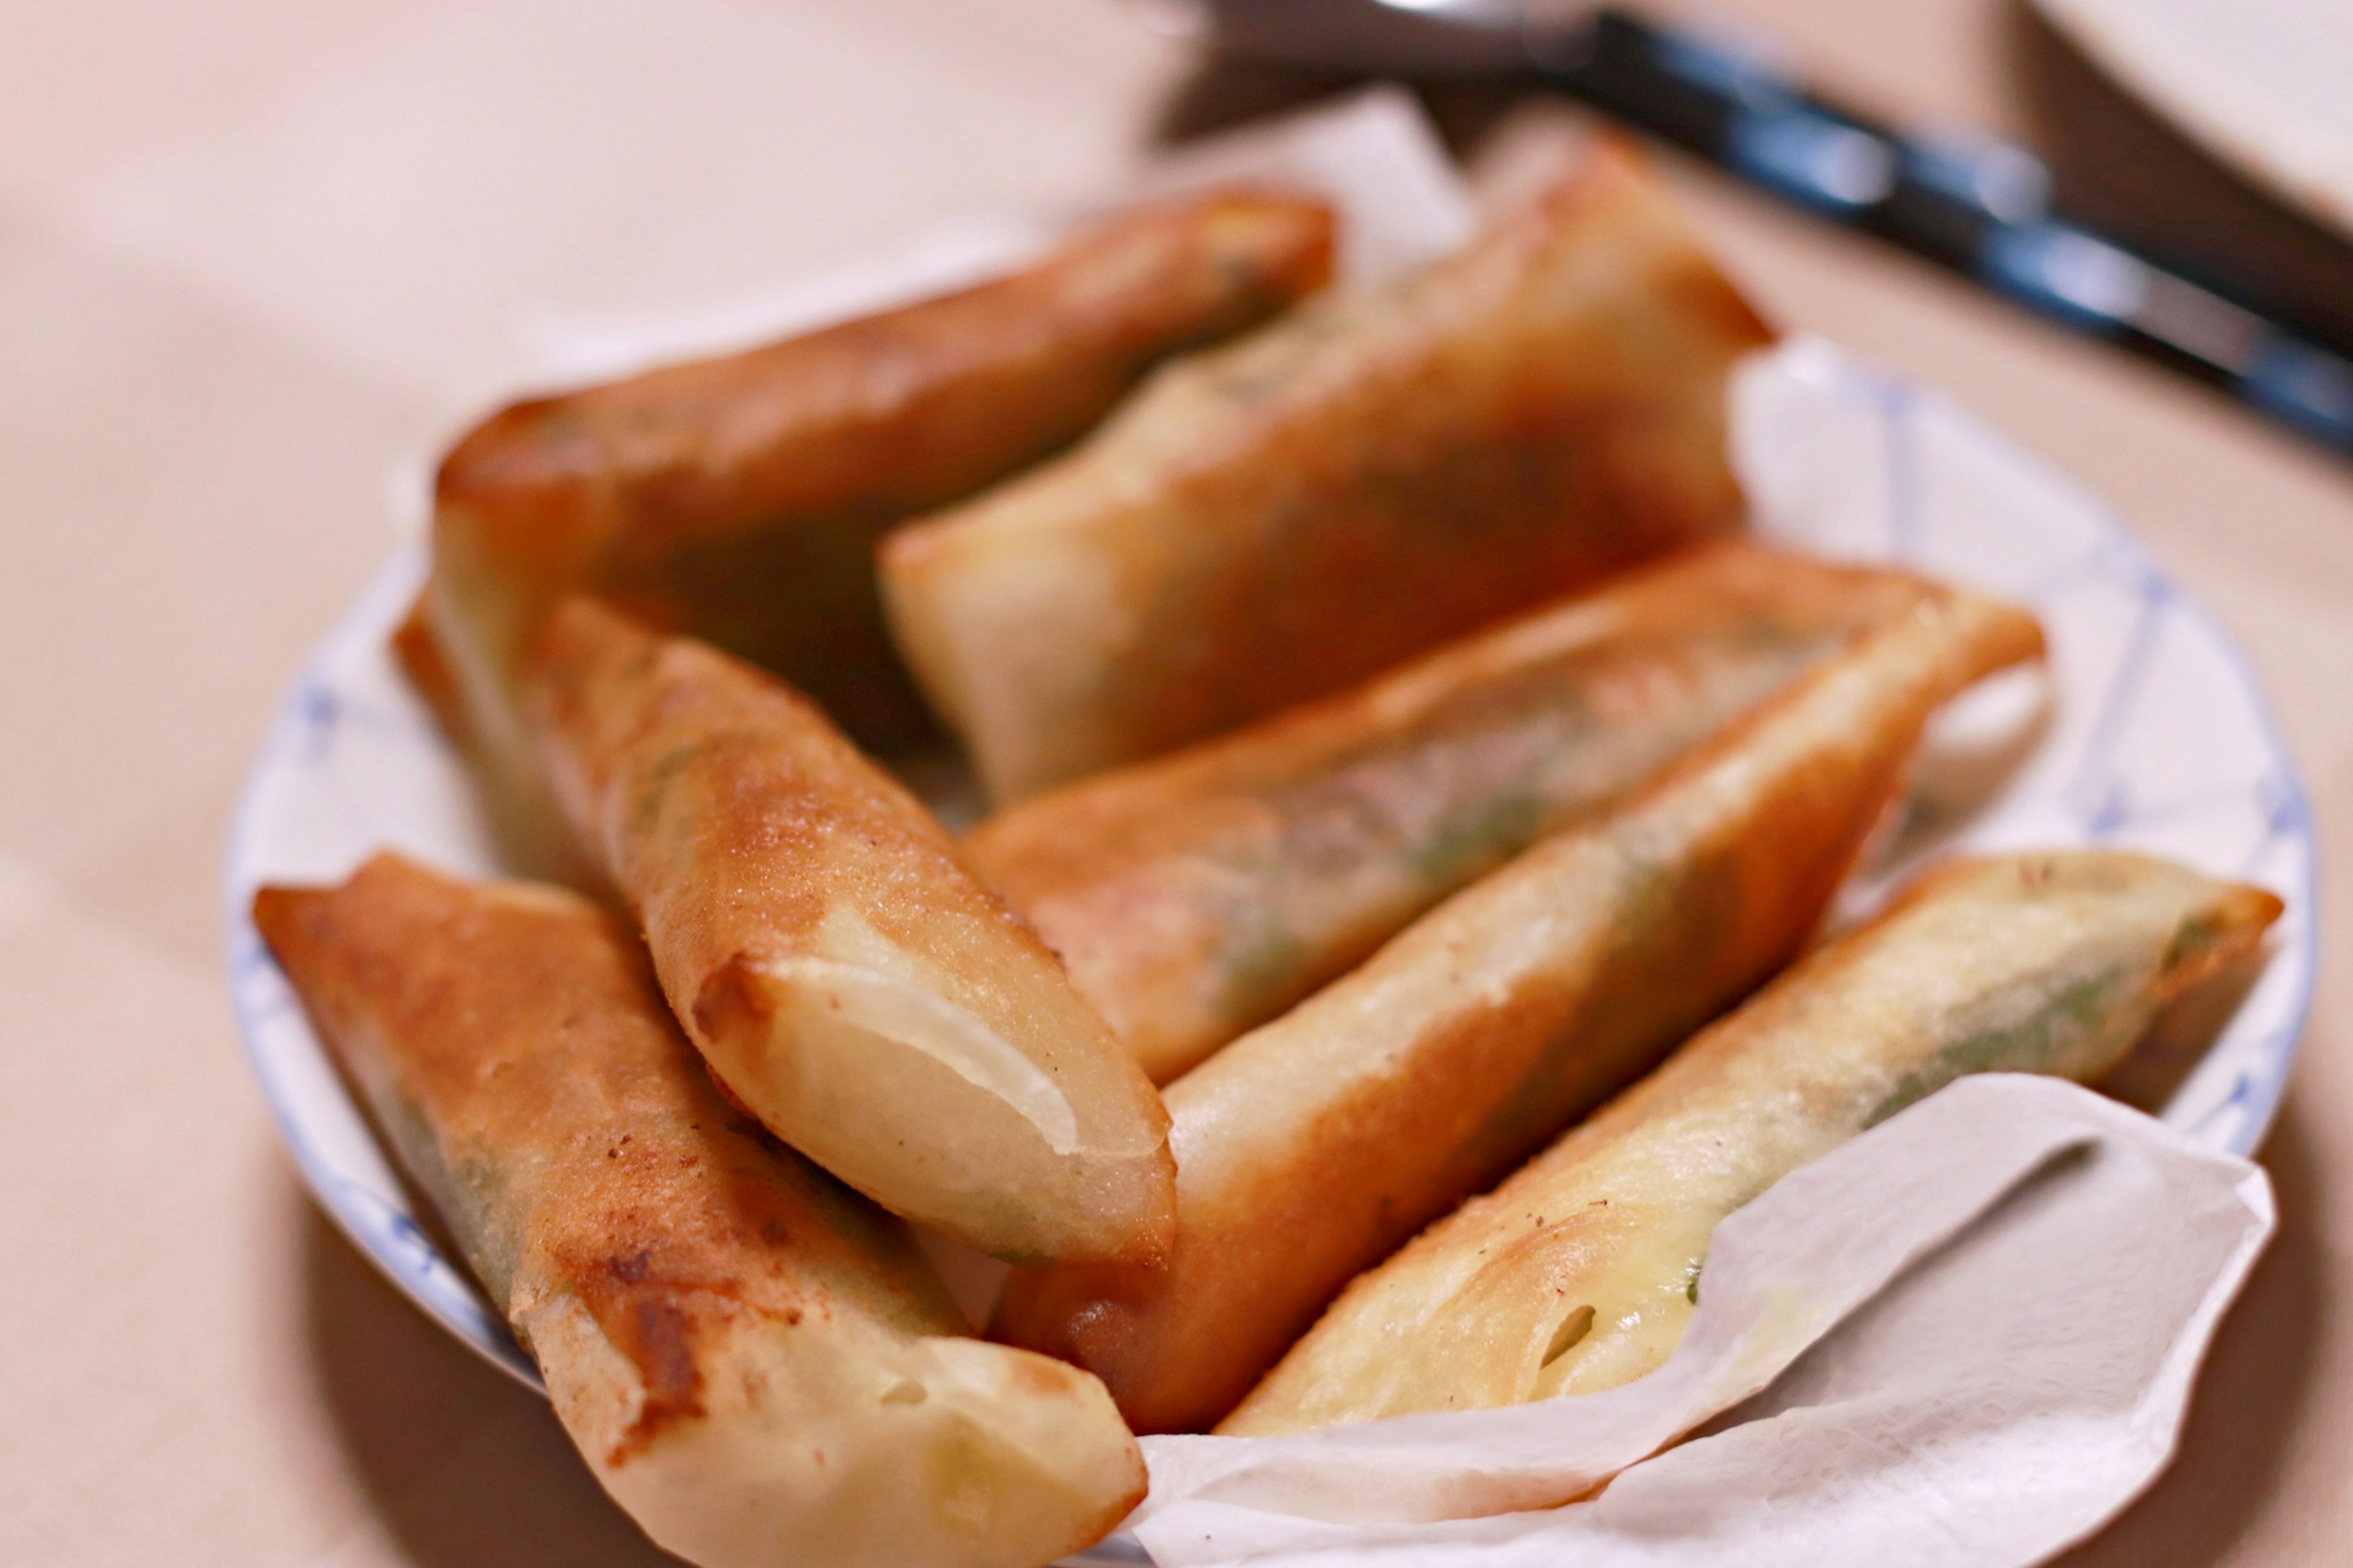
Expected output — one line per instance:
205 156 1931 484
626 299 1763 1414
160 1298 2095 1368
1120 1075 2273 1567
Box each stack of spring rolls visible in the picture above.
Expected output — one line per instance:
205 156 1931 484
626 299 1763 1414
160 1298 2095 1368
259 144 2283 1568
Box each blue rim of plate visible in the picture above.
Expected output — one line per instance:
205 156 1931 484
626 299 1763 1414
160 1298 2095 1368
221 340 2321 1431
223 547 537 1385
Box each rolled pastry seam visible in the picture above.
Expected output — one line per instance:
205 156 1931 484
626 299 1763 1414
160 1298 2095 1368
881 140 1774 800
525 596 1176 1264
252 854 1147 1568
1224 849 2283 1433
993 585 2045 1433
425 187 1335 823
969 541 1957 1083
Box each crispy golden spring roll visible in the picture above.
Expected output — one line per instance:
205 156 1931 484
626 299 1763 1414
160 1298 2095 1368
881 143 1773 801
969 542 1952 1083
1225 850 2282 1433
992 586 2044 1433
525 596 1176 1264
253 854 1146 1568
426 190 1335 825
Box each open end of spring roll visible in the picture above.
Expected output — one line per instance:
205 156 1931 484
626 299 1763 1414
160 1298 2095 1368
525 595 1176 1265
991 583 2045 1434
1222 850 2282 1435
252 853 1147 1568
969 542 1960 1083
880 140 1774 801
424 188 1335 836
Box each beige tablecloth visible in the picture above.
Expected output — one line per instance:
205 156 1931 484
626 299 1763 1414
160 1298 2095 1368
3 2 2347 1562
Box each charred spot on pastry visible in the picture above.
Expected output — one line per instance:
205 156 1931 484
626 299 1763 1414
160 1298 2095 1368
606 1298 708 1463
1541 1305 1596 1366
691 955 772 1044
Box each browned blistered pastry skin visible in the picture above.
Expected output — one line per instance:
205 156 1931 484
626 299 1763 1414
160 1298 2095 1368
254 854 1147 1568
436 192 1335 565
524 597 1176 1266
881 142 1776 800
1224 850 2283 1434
968 542 1955 1083
422 189 1334 839
993 586 2045 1433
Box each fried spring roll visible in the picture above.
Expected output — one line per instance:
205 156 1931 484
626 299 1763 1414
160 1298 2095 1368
1225 850 2282 1433
252 854 1146 1568
993 586 2044 1433
526 596 1175 1264
881 143 1773 800
426 189 1335 820
969 542 1952 1083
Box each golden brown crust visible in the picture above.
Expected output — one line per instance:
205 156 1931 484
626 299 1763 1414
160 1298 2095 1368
523 597 1177 1263
525 599 1066 983
427 189 1333 762
436 191 1335 556
1222 850 2283 1431
881 142 1778 798
993 585 2045 1433
254 855 1153 1566
968 542 1953 1080
252 857 963 1453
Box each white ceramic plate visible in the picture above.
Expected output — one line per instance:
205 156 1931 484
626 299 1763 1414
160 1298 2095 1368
2034 0 2353 242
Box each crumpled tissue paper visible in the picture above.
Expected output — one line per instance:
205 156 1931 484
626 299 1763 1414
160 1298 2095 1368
1121 1074 2272 1568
